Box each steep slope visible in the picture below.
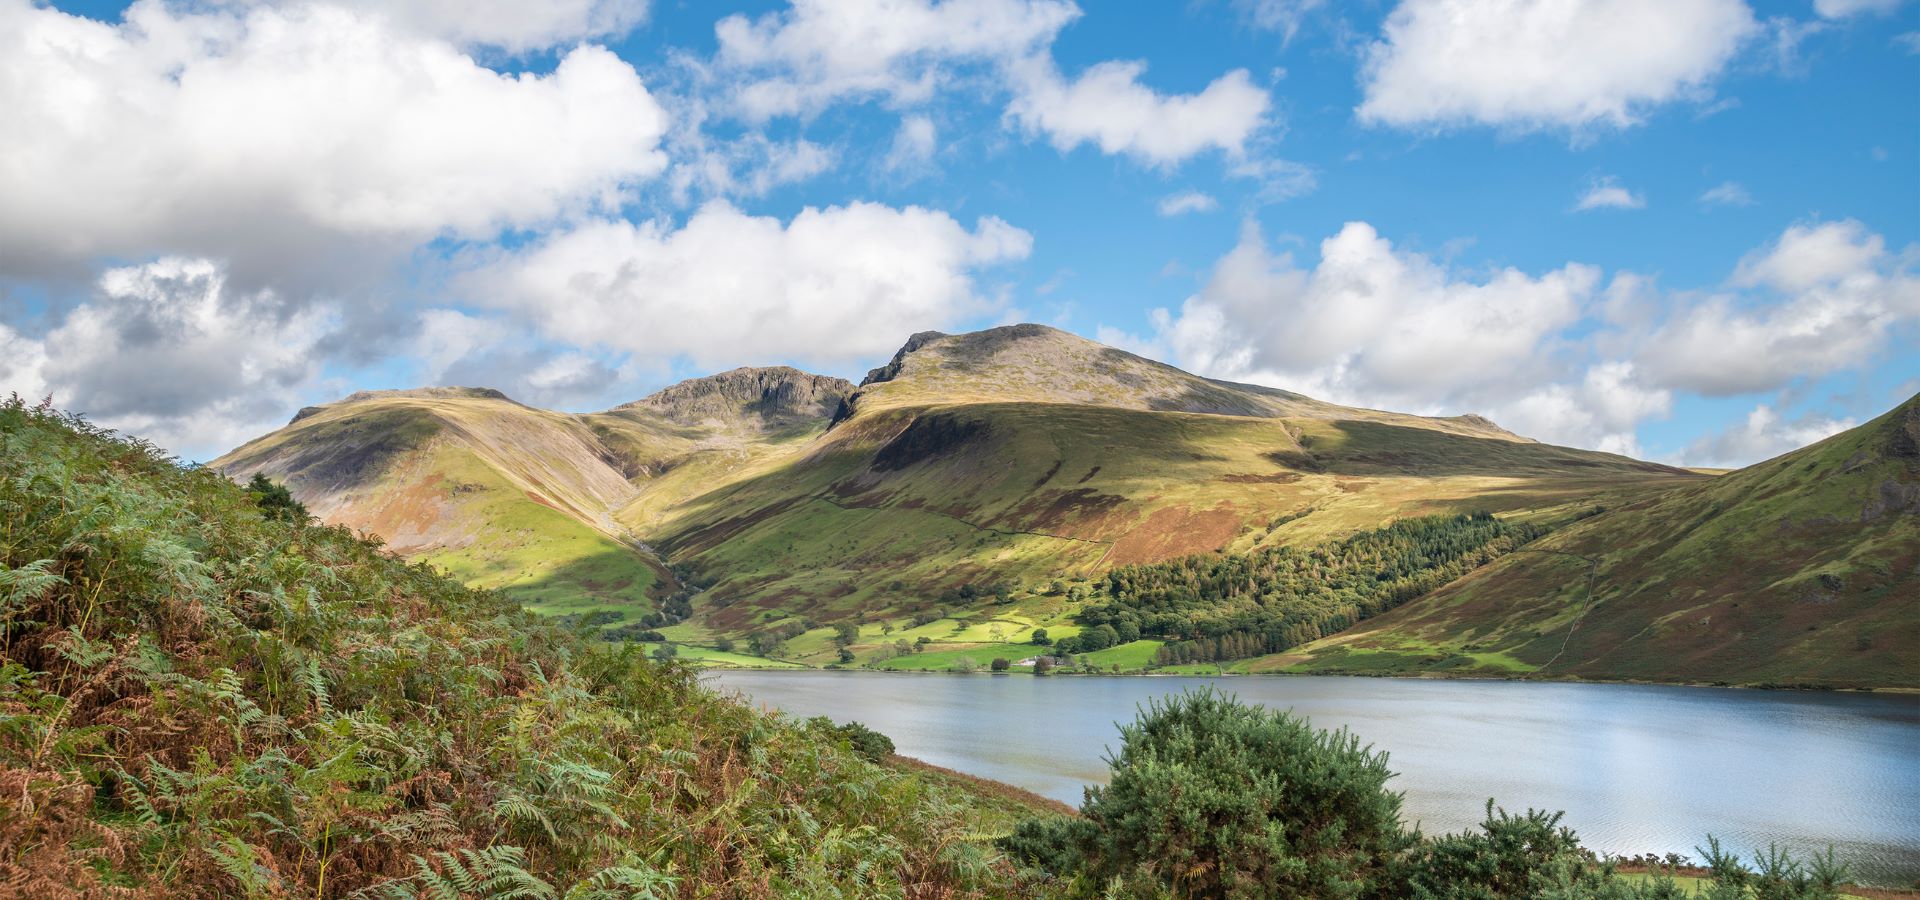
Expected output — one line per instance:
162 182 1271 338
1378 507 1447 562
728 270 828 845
637 325 1695 631
0 399 1037 897
213 369 855 623
1257 394 1920 688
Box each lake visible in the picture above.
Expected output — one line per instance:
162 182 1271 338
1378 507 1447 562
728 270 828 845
707 671 1920 886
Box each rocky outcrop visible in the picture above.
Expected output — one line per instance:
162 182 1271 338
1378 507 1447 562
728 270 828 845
626 367 854 429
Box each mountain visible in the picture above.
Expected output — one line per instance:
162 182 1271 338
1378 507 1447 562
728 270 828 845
637 325 1691 631
219 324 1703 667
214 368 853 622
1257 394 1920 688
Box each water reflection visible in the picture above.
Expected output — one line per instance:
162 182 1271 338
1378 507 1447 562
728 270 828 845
708 671 1920 885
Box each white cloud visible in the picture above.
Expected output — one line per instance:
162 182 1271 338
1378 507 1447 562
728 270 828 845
1682 403 1855 466
1699 181 1755 206
1814 0 1906 18
1640 220 1918 395
885 115 940 172
1732 218 1884 293
711 0 1275 169
669 133 835 202
1227 157 1319 202
1151 220 1598 417
469 201 1033 370
1574 176 1647 211
1499 362 1671 457
0 258 333 457
1127 216 1917 456
1006 59 1272 166
1233 0 1325 41
714 0 1080 119
1158 191 1221 216
1357 0 1759 133
0 0 669 278
222 0 650 51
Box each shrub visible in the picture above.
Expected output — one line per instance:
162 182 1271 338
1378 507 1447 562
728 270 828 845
1009 687 1412 897
991 657 1012 672
809 719 896 762
1403 800 1621 898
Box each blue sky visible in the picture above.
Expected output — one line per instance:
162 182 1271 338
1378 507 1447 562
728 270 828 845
0 0 1914 464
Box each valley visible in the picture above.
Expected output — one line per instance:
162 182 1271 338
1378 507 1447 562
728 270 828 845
215 324 1919 689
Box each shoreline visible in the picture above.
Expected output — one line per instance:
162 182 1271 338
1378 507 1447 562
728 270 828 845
697 661 1917 695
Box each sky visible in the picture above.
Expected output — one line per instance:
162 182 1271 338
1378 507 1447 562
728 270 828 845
1 0 1915 466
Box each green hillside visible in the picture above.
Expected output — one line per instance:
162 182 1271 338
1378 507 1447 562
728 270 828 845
0 398 1047 896
637 326 1692 633
205 325 1920 688
1253 394 1920 688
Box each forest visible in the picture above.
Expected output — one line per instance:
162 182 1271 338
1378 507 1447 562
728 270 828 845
1062 512 1547 664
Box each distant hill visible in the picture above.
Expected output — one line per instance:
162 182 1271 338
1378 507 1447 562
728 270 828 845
646 325 1690 634
216 323 1720 676
213 368 853 622
1258 394 1920 688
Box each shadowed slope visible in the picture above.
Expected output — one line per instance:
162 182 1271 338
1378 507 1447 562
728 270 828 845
1259 394 1920 687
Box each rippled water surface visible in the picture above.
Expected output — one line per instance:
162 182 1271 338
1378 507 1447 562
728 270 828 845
708 671 1920 885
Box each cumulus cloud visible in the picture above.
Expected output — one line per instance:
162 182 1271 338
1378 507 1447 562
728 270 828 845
714 0 1079 119
0 0 669 280
712 0 1275 169
1005 59 1272 166
1638 220 1918 395
1130 216 1916 458
1699 181 1755 206
468 201 1033 370
1682 404 1856 467
1158 191 1222 216
1148 221 1599 423
1574 176 1647 211
0 258 334 457
1357 0 1759 133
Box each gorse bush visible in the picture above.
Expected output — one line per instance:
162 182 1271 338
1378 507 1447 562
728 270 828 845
0 399 1025 898
1001 689 1851 900
1004 687 1411 898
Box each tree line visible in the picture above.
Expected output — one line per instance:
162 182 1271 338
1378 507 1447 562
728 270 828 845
1058 512 1545 664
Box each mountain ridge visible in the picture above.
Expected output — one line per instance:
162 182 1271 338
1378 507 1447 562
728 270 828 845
211 323 1910 686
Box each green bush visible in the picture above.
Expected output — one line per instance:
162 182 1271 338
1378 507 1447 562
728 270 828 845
1022 687 1413 897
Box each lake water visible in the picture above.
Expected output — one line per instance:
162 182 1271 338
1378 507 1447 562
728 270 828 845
707 671 1920 886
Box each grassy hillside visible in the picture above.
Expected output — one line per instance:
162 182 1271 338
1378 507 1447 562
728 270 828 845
231 325 1913 686
0 398 1044 897
642 326 1694 632
214 388 670 623
1254 394 1920 688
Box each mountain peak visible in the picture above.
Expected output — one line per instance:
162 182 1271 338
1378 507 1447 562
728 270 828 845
622 366 854 428
290 386 517 423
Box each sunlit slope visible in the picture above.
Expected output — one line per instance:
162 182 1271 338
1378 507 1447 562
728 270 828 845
1258 394 1920 688
213 387 669 615
213 370 856 619
643 326 1695 630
